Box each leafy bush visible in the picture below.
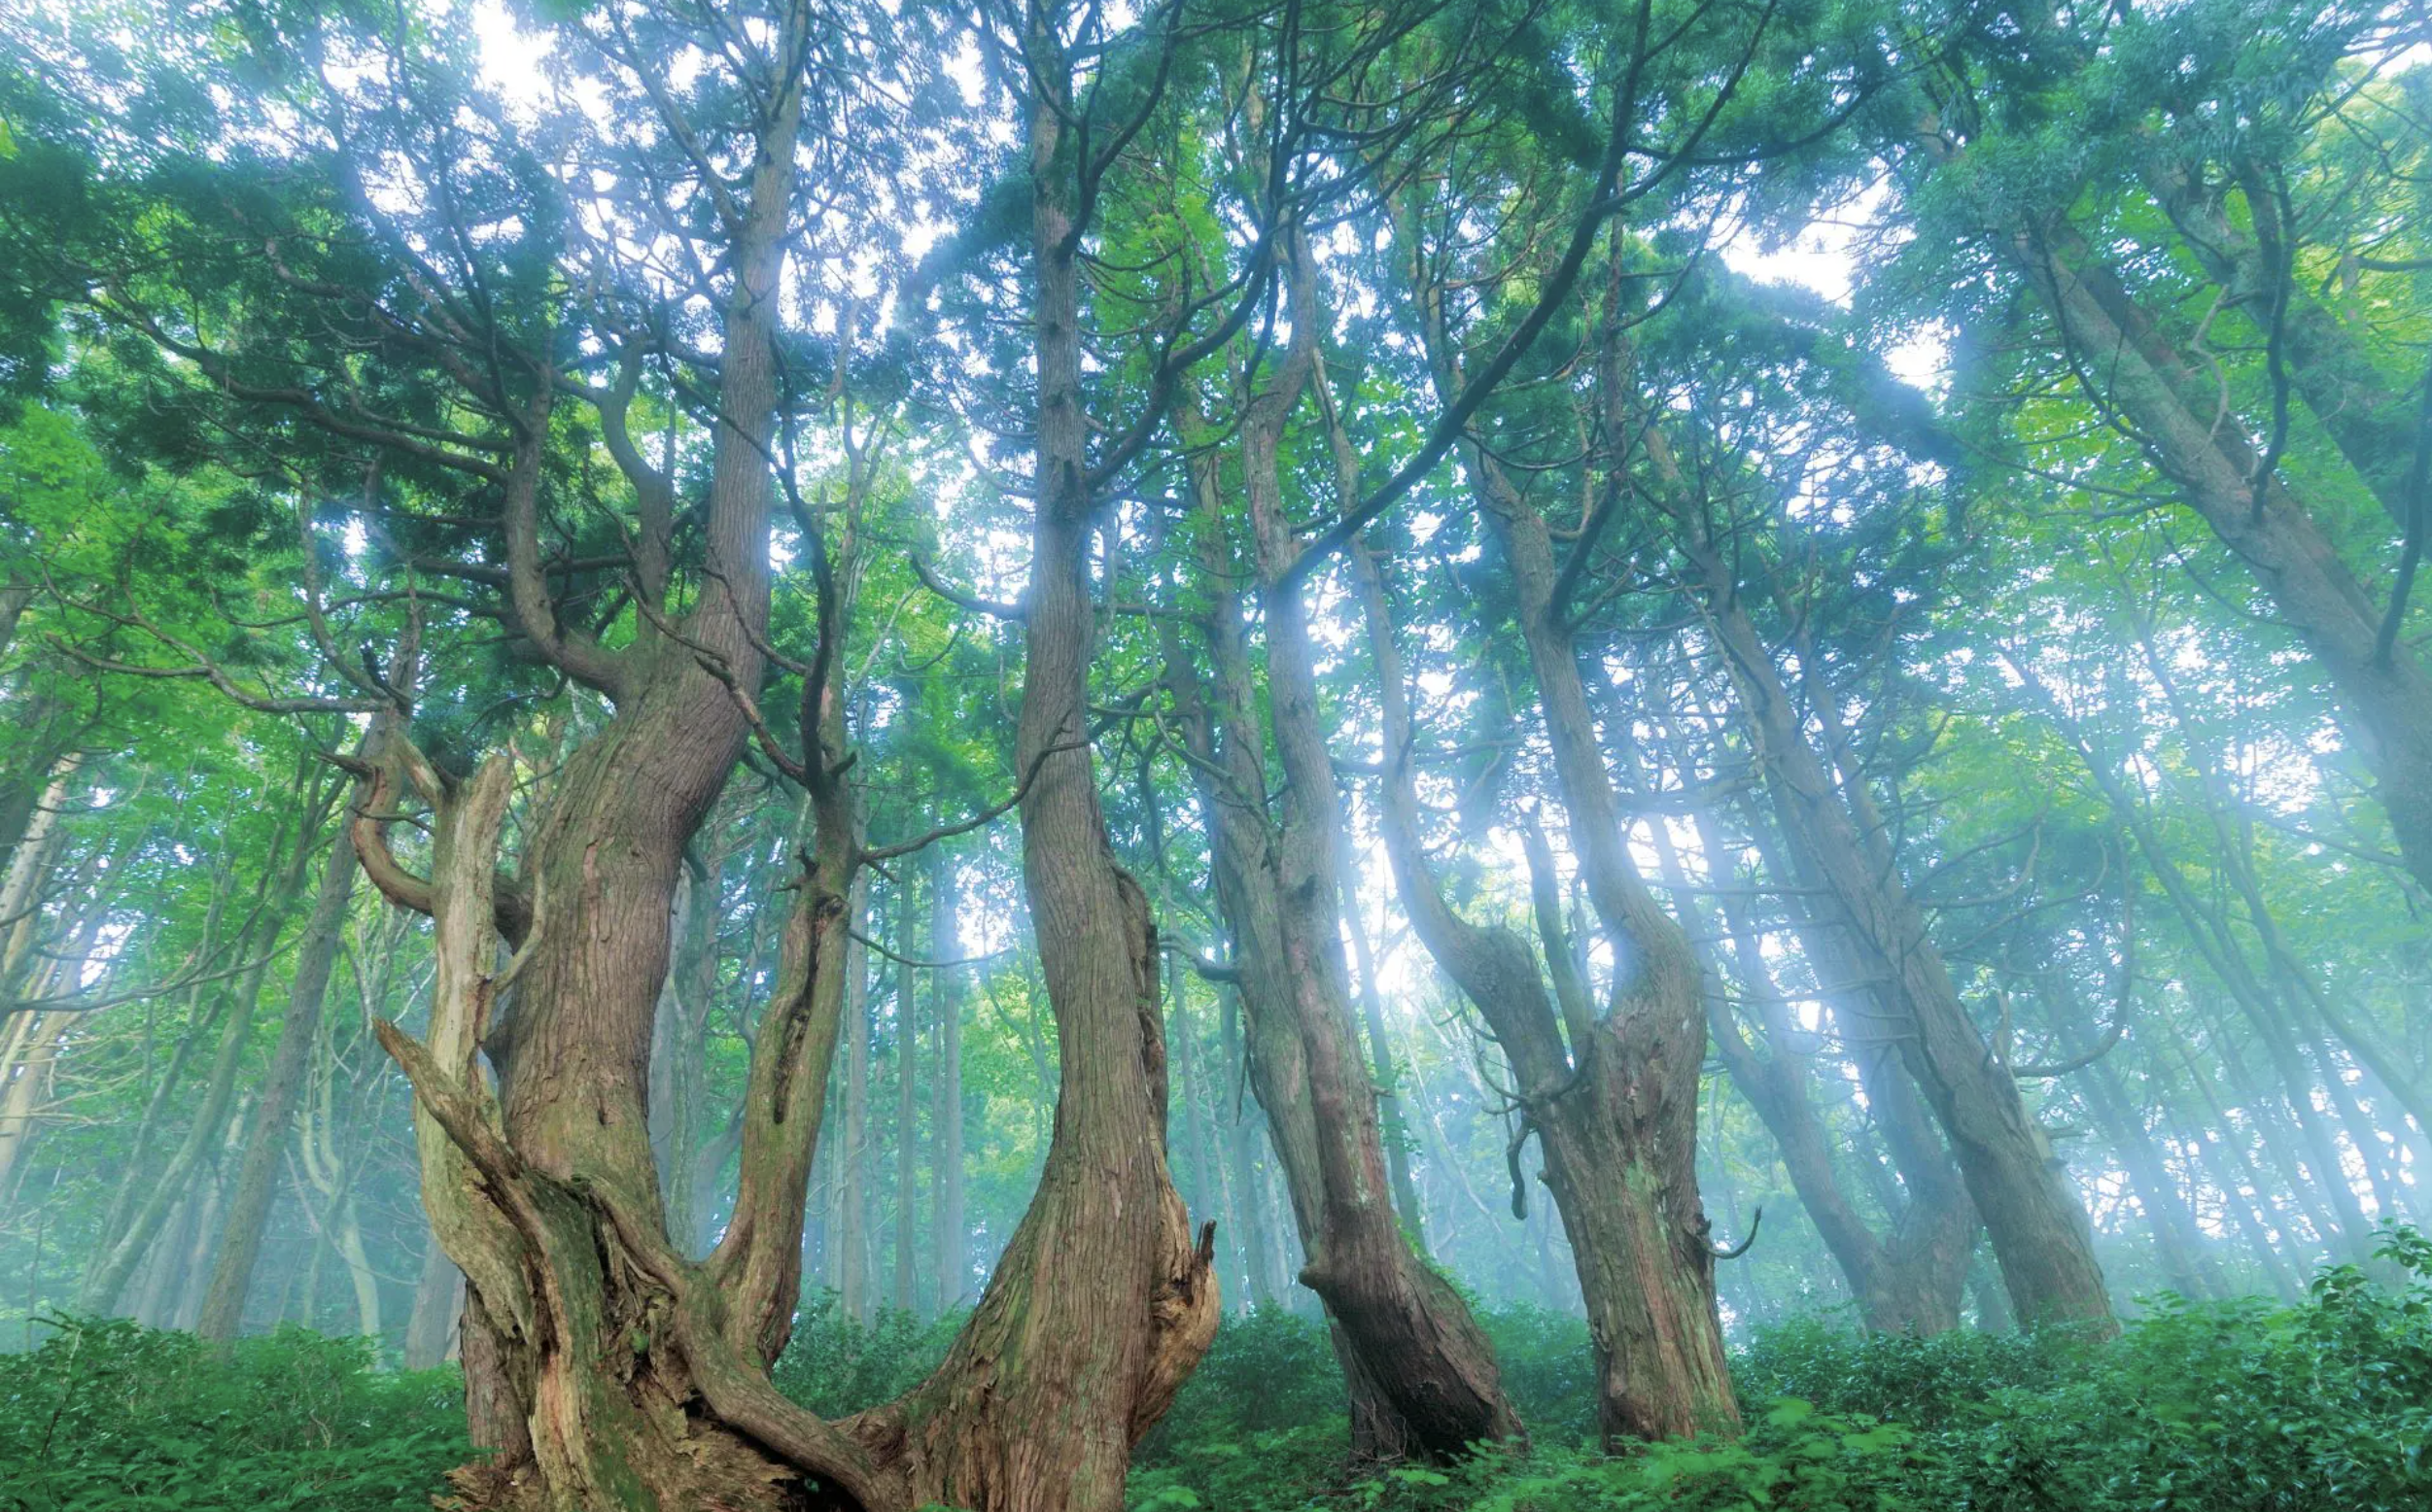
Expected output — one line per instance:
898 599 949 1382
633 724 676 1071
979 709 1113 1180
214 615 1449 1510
769 1289 964 1418
0 1317 468 1512
1127 1226 2432 1512
1130 1301 1353 1509
1477 1303 1596 1444
9 1233 2429 1512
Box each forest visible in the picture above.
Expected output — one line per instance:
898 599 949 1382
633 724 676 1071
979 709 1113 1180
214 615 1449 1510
0 0 2427 1506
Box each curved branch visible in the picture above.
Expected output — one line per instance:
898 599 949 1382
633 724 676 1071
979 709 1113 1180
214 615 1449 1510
858 739 1087 863
909 554 1026 621
1708 1205 1762 1260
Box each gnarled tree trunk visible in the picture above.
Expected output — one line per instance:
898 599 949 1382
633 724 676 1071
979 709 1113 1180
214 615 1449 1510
1352 535 1738 1442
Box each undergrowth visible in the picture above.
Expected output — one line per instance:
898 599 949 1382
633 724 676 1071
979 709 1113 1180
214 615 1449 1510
3 1231 2425 1512
0 1320 467 1512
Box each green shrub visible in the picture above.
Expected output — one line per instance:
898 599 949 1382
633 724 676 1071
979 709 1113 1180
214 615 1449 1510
1477 1303 1596 1444
769 1289 964 1418
1126 1226 2432 1512
0 1317 468 1512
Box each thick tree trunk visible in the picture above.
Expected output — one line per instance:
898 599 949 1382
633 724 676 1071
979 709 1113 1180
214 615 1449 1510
1383 221 1739 1430
825 37 1227 1506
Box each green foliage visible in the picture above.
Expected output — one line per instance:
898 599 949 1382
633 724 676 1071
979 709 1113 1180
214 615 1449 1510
7 1240 2430 1512
1477 1303 1597 1444
769 1290 964 1419
1127 1230 2432 1512
0 1318 469 1512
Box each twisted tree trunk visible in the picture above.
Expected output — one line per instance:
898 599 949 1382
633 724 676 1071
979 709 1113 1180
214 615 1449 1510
1351 537 1738 1442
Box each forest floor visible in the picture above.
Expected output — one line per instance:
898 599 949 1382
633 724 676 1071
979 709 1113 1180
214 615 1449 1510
3 1230 2427 1512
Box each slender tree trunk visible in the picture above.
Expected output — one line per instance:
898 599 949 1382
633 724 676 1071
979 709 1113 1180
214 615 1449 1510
77 837 310 1316
930 855 967 1314
195 798 362 1341
406 1228 468 1370
1218 989 1270 1307
1661 485 2111 1329
1166 364 1517 1458
128 1177 198 1327
838 860 874 1322
2077 1049 2216 1299
1672 810 1974 1334
2014 658 2381 1265
893 874 921 1317
2015 221 2432 893
1336 818 1428 1255
2137 153 2418 527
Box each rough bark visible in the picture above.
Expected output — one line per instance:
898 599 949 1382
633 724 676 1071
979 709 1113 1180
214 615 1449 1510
1380 207 1740 1429
1352 538 1738 1441
826 29 1225 1505
1164 337 1520 1458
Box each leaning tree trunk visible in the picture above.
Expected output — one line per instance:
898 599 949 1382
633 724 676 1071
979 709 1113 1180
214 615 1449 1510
1648 441 2114 1330
2018 218 2432 896
1162 306 1519 1454
1350 536 1737 1442
1666 798 1975 1335
195 773 363 1341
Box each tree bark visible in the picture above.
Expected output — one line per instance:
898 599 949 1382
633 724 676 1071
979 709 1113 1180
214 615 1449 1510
1385 213 1742 1428
1351 537 1738 1441
1165 342 1520 1459
827 28 1227 1504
